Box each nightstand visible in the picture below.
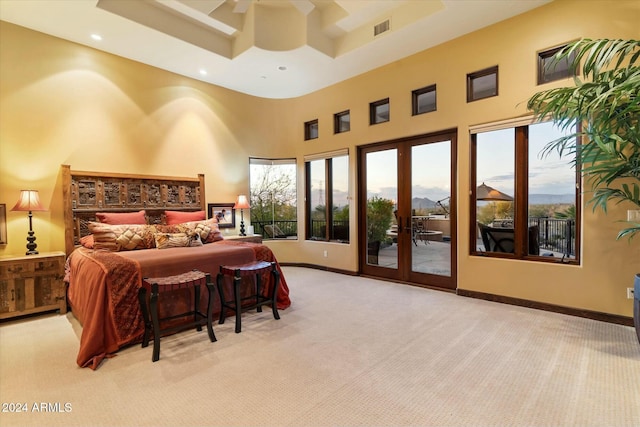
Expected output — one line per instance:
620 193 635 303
0 251 67 321
224 234 263 244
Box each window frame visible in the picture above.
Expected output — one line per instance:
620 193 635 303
304 149 350 243
469 118 581 264
334 110 351 134
369 98 390 125
304 119 319 140
467 66 499 102
537 43 577 85
412 84 437 115
249 157 298 241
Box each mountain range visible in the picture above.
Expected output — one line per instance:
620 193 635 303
412 193 574 209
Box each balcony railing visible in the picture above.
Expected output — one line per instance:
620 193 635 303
309 220 349 242
529 217 575 256
251 220 298 239
251 217 574 256
251 220 350 241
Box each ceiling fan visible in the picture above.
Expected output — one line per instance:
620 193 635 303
232 0 315 15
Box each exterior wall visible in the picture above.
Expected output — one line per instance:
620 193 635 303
1 0 638 317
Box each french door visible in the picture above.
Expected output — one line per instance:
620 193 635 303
358 130 457 290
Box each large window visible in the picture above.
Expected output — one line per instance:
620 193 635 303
470 118 580 263
305 149 349 243
249 158 297 240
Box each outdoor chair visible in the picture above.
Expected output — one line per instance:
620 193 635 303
264 224 287 238
480 224 515 253
412 217 431 246
479 223 540 255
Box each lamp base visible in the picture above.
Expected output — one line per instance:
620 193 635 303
239 209 246 236
25 231 38 256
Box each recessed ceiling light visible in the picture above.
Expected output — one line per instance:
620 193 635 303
278 66 287 71
91 34 102 41
199 69 207 76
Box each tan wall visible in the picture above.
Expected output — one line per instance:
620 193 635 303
270 0 640 317
1 0 638 317
0 21 287 256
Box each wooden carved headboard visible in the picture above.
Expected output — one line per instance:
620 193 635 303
61 165 205 256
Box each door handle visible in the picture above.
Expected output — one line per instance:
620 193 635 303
397 216 402 233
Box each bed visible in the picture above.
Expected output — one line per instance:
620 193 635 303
61 166 291 369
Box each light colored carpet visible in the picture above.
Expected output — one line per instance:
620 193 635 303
0 266 638 427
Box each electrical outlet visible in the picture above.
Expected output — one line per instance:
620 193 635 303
627 288 635 299
323 250 328 258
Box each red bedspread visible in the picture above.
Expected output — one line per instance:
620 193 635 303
66 241 290 369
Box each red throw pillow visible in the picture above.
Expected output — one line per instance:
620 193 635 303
165 210 206 225
96 210 147 225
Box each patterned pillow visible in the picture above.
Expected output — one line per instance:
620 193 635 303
153 232 203 249
150 224 182 234
175 218 223 243
154 232 189 249
88 222 155 251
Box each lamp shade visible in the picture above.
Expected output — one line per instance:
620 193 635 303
11 190 46 212
234 194 251 209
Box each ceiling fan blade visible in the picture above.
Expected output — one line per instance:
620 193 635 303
233 0 251 13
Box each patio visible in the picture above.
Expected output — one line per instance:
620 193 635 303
376 240 452 276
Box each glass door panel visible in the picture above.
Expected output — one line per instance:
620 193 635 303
365 149 398 269
474 128 515 251
359 131 456 289
411 141 451 277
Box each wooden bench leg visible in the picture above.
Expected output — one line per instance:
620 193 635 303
205 276 216 343
271 265 281 320
256 272 263 313
233 270 242 333
138 288 152 348
150 283 161 362
194 284 202 332
216 272 227 325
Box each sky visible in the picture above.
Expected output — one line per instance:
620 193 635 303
365 120 576 204
264 121 576 210
477 121 576 197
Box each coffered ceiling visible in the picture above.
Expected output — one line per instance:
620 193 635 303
0 0 551 99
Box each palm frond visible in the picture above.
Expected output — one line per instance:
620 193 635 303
527 38 640 241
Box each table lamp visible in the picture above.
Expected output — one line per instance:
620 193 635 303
234 195 251 236
11 190 46 255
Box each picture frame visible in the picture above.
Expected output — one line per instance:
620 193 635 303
208 203 235 229
0 204 6 244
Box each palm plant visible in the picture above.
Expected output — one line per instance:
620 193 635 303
527 39 640 240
